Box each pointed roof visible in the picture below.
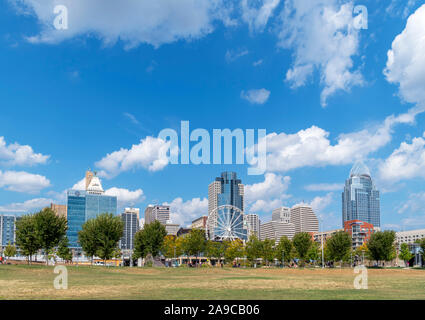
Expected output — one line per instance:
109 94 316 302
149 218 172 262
86 175 104 194
350 160 371 178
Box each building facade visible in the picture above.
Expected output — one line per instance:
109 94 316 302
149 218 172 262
66 173 117 248
246 214 260 238
272 207 291 223
0 215 17 248
259 221 296 242
313 229 343 244
290 204 319 234
191 216 208 229
342 161 380 227
396 229 425 246
51 203 67 219
344 220 376 249
165 224 180 236
119 208 140 251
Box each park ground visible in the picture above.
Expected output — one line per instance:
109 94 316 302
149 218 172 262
1 264 425 300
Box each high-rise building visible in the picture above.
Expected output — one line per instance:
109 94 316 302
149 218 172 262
191 216 208 229
290 204 319 234
259 221 296 242
119 208 140 251
208 172 244 216
67 173 117 248
51 203 67 219
152 205 170 225
272 207 291 223
0 215 17 248
85 170 94 190
144 205 155 224
342 161 380 227
246 214 260 238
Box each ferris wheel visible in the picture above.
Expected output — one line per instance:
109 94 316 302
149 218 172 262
206 205 250 241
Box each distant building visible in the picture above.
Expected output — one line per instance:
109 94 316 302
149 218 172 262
246 214 260 238
67 172 117 248
208 172 244 215
144 205 154 224
177 227 192 238
0 215 17 248
313 228 343 244
139 218 145 230
260 221 295 242
191 216 207 229
165 224 180 236
396 229 425 247
342 161 380 227
119 208 140 251
344 220 376 249
51 203 67 219
290 204 319 234
272 207 291 223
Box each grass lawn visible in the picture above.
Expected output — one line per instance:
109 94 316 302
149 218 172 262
1 264 425 300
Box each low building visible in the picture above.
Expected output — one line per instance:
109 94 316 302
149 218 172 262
313 228 344 243
344 220 376 249
191 216 207 229
259 221 296 243
166 224 180 236
51 203 67 219
396 229 425 246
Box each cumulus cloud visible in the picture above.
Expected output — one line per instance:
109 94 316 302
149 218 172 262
241 0 280 33
305 183 344 192
241 88 270 104
0 197 53 213
11 0 232 48
384 4 425 107
163 197 208 227
379 132 425 182
96 136 171 178
309 192 334 214
279 0 363 107
0 170 50 194
0 136 49 166
244 173 291 213
105 187 145 209
398 191 425 214
253 107 422 172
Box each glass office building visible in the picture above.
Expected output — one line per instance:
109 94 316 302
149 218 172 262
342 161 380 227
67 175 117 248
0 215 17 248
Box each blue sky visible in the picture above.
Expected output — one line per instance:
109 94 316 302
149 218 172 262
0 0 424 231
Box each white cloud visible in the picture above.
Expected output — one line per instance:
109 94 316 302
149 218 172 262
11 0 232 48
305 183 343 192
0 198 53 213
0 170 50 194
96 136 171 178
0 136 49 166
278 0 363 107
105 187 145 209
384 4 425 107
253 59 263 66
241 88 270 104
379 132 425 182
163 197 208 227
309 192 334 214
225 48 249 63
255 107 422 172
241 0 280 33
244 173 291 213
398 191 425 214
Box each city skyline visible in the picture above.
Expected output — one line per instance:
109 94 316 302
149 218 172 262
0 1 425 233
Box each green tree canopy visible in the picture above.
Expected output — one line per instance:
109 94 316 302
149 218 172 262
16 214 40 264
57 236 72 262
183 229 207 264
245 235 262 265
34 208 67 265
206 240 225 262
326 231 352 263
78 219 98 263
399 243 414 266
292 232 313 265
307 241 320 263
94 213 124 262
4 242 17 259
161 235 183 259
133 221 167 260
224 239 244 263
275 236 293 264
418 238 425 265
367 230 396 264
261 239 275 266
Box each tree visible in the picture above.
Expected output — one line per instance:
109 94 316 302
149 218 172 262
224 239 244 264
275 236 293 266
162 235 178 259
78 219 98 264
16 214 40 265
326 231 352 266
307 241 320 265
133 221 167 260
399 243 414 267
206 240 224 265
183 229 206 266
57 237 72 263
94 213 124 263
4 242 17 261
367 230 396 266
418 239 425 265
261 239 275 266
292 232 313 266
245 235 262 266
34 208 67 265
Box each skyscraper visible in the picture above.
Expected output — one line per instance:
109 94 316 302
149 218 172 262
119 208 140 251
342 161 380 227
290 204 319 234
246 214 260 238
0 215 17 249
272 207 291 223
67 172 117 248
208 172 244 215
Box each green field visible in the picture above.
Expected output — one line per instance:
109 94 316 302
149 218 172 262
1 264 425 300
